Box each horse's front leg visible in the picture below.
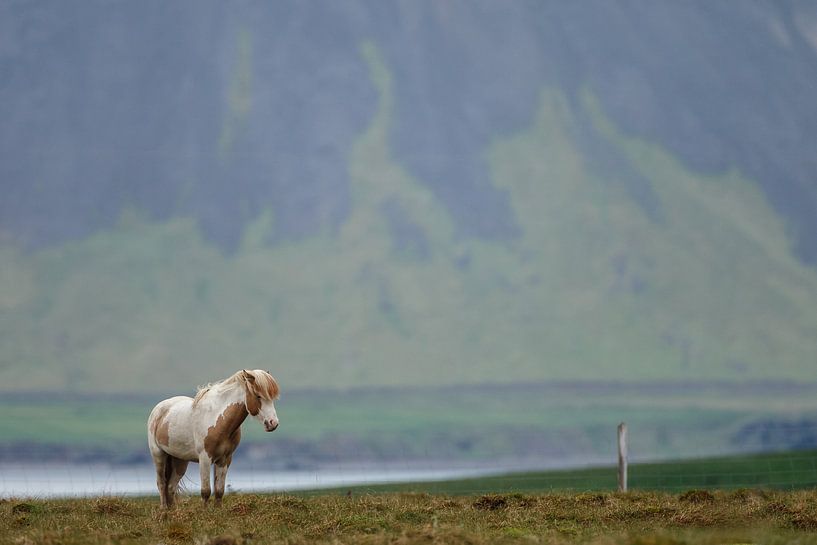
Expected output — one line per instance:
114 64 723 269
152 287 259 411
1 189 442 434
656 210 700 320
198 453 212 505
213 460 231 507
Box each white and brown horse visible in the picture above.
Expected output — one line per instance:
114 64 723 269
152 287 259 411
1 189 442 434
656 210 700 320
147 369 279 508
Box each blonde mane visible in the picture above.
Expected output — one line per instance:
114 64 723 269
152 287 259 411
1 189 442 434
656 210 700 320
192 369 279 406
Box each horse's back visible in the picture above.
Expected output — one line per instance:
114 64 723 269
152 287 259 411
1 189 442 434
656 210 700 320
148 396 192 425
152 396 192 411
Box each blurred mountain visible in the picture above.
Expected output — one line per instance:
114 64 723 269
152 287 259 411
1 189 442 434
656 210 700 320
1 1 816 392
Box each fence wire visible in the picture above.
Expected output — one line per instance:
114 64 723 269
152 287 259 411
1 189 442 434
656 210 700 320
1 430 816 499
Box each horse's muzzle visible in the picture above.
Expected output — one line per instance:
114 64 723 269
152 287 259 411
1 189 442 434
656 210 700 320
264 420 279 432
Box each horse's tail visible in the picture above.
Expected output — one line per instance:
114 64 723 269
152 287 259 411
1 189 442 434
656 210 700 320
170 459 190 497
175 476 189 496
164 456 173 482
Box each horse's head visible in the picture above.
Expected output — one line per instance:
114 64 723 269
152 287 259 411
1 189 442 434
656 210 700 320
240 369 280 432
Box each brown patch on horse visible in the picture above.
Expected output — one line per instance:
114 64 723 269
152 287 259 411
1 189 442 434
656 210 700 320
150 405 169 434
151 405 171 447
245 387 261 416
157 421 170 447
204 402 248 465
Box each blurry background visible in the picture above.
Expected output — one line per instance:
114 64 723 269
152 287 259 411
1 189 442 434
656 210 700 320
2 0 817 494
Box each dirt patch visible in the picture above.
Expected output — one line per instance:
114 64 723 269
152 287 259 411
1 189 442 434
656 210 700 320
473 495 507 510
207 536 239 545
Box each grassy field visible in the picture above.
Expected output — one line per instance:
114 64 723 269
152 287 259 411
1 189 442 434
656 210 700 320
302 450 817 496
3 449 817 543
4 489 817 545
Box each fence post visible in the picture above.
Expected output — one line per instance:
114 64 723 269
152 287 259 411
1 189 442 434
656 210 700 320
618 422 628 492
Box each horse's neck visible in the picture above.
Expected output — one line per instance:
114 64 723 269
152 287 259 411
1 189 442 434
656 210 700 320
203 386 248 429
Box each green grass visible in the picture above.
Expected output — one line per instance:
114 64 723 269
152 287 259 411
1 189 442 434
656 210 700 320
303 450 817 496
0 399 150 446
4 489 817 545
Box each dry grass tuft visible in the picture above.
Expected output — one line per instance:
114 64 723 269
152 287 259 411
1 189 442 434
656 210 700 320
165 521 193 541
728 488 769 502
11 502 35 514
228 497 255 516
763 499 793 515
91 496 131 515
789 513 817 530
678 489 715 503
575 492 608 506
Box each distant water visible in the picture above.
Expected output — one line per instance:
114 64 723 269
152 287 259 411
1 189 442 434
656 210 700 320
0 463 497 498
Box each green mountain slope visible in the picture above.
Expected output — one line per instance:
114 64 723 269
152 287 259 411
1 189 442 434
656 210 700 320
1 44 815 393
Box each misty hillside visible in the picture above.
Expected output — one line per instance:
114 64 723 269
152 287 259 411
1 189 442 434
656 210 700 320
1 2 817 392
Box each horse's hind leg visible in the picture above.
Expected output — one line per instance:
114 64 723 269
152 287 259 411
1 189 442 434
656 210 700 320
152 452 171 509
166 457 189 508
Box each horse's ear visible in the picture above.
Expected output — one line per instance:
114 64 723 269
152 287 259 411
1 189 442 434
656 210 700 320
241 369 256 384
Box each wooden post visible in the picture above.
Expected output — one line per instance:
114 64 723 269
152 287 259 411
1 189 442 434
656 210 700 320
617 422 628 492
